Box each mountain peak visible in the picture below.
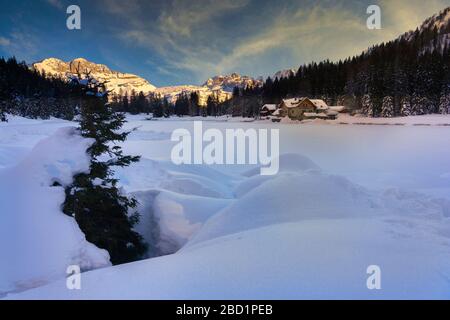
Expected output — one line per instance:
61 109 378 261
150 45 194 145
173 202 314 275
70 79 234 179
203 73 262 92
33 58 157 94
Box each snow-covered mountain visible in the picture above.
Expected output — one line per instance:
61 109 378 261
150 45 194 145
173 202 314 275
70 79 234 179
158 73 261 106
33 58 261 106
155 85 232 106
32 58 157 95
401 7 450 54
203 73 262 92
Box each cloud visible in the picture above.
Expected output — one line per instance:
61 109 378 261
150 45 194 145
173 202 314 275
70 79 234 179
159 0 250 37
0 37 11 47
379 0 450 39
109 0 450 84
46 0 64 9
0 32 39 62
217 5 367 71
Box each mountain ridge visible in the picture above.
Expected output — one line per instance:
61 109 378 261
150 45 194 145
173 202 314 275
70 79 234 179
32 58 261 106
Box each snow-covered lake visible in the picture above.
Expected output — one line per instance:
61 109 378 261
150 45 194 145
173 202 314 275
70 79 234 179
1 114 450 299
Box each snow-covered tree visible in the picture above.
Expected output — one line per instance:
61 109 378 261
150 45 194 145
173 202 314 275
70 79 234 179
361 94 375 117
439 85 450 114
0 101 6 122
63 74 147 265
400 96 412 116
411 93 432 115
381 96 394 117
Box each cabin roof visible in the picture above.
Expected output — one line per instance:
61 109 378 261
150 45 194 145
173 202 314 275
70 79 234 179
282 98 302 108
309 99 329 110
262 104 278 111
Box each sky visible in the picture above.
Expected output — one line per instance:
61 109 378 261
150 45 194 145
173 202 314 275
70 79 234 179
1 0 450 87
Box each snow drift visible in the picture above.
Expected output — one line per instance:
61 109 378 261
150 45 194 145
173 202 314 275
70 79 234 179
0 127 110 296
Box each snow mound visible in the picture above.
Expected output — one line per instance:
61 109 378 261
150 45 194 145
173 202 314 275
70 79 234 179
0 127 111 296
115 158 236 198
243 153 320 177
187 170 378 247
236 154 320 197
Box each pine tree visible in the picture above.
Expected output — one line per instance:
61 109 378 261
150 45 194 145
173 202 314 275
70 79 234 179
152 95 164 118
63 74 147 265
0 107 6 122
381 96 394 117
361 94 374 117
400 95 412 116
0 99 7 122
439 89 450 114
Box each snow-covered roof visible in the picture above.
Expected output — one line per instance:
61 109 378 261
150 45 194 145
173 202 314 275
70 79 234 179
272 109 281 116
309 99 329 110
282 98 329 110
262 104 277 111
282 98 302 108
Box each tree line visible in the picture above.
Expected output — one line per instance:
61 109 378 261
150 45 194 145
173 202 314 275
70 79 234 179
0 57 84 121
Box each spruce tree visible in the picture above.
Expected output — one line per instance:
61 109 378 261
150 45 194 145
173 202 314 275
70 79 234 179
381 96 394 118
439 86 450 114
0 108 6 122
63 74 147 265
400 95 412 116
361 94 374 117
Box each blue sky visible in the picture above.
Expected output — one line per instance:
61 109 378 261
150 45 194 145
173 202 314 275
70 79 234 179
1 0 450 87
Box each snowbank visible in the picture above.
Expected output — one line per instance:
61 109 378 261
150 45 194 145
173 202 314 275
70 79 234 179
0 127 110 296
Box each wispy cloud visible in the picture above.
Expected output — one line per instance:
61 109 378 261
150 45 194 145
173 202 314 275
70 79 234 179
159 0 250 37
0 31 39 62
46 0 64 9
104 0 450 84
0 37 11 47
379 0 450 38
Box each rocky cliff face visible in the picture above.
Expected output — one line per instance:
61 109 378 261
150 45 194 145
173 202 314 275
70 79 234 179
203 72 262 92
33 58 262 106
32 58 157 95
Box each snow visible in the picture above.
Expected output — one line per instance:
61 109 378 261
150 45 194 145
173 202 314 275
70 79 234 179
309 99 328 110
0 124 110 296
330 113 450 126
261 104 277 111
2 114 450 299
282 98 302 108
33 58 157 96
6 218 450 300
33 58 261 107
